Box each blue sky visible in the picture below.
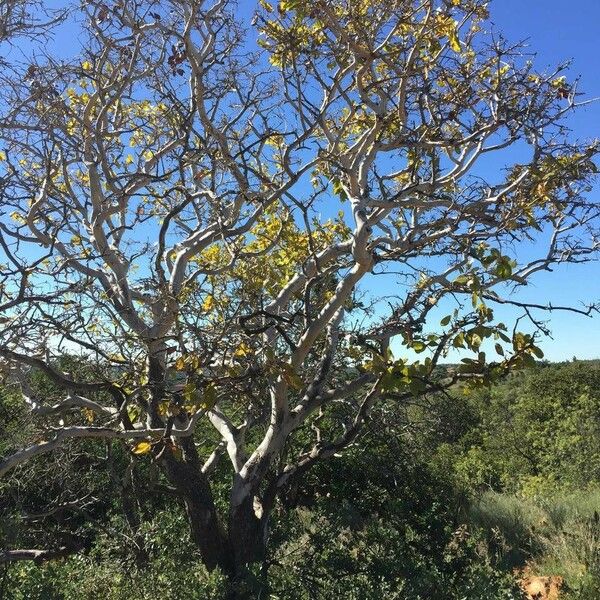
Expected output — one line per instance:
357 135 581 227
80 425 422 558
370 1 600 363
237 0 600 361
5 1 600 362
473 1 600 360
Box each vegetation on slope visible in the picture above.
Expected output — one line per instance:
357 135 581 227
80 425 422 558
1 360 599 598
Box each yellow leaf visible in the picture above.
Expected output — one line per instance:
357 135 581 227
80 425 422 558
448 29 461 53
202 294 215 312
234 342 252 357
82 408 95 423
0 151 6 161
435 15 461 53
125 154 134 165
82 61 92 71
132 441 152 455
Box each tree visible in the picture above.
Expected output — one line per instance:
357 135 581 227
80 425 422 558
449 361 600 495
0 0 598 593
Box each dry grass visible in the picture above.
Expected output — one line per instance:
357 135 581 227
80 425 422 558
468 490 600 598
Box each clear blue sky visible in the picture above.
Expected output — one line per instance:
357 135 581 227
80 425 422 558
8 1 600 362
375 1 600 363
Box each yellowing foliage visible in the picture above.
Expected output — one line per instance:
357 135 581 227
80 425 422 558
202 294 216 312
131 441 152 455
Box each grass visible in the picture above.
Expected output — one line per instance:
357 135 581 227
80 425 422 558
467 489 600 597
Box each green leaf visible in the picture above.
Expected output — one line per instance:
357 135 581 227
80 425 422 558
127 405 141 423
453 274 471 286
453 332 465 348
530 345 545 359
368 353 388 374
440 315 451 326
495 259 513 279
331 177 348 201
183 382 197 402
201 384 218 410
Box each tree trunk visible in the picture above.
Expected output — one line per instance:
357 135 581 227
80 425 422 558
229 495 268 567
146 349 231 572
223 484 276 599
160 437 231 572
146 351 274 591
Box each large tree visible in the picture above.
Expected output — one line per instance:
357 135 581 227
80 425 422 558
0 0 598 593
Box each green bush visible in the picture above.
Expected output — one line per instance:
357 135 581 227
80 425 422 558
266 438 520 599
448 362 600 495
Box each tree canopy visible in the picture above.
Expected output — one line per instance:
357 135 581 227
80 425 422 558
0 0 598 592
